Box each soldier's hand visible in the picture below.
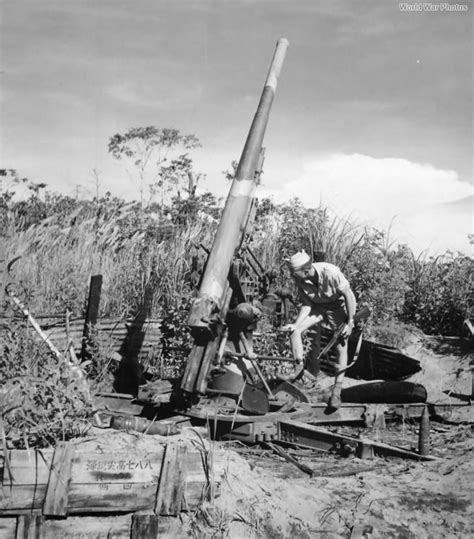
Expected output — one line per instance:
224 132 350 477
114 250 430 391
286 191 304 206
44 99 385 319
341 321 354 338
280 323 296 333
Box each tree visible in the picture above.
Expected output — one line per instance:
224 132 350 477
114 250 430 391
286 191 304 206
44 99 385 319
0 169 29 200
108 127 201 208
222 160 238 182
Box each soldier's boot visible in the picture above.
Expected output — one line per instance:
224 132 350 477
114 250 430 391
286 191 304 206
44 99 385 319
328 382 343 409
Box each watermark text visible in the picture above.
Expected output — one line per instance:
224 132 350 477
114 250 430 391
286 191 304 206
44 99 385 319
399 3 469 11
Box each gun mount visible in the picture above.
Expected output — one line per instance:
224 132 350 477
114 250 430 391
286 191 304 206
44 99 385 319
180 38 289 401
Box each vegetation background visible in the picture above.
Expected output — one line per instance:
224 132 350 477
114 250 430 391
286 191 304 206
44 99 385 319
1 128 472 447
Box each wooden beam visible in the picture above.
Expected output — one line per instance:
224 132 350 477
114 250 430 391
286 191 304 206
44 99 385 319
26 515 131 538
278 420 437 461
43 442 75 516
10 514 181 538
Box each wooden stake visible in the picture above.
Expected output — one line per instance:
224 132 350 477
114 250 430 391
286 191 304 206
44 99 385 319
81 274 103 360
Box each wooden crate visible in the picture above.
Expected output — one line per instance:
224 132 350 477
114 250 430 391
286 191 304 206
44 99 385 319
0 440 225 538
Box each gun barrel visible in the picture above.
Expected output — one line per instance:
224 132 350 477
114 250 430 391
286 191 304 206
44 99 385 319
187 38 289 333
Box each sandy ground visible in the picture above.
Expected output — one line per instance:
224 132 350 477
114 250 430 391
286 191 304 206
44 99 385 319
190 336 473 538
87 336 472 538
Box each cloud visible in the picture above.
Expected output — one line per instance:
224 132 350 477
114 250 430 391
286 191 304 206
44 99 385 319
260 153 473 254
396 203 472 256
105 77 205 111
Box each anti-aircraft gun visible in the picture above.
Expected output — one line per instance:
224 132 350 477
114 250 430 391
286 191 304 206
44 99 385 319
179 38 290 413
139 39 429 451
138 38 430 454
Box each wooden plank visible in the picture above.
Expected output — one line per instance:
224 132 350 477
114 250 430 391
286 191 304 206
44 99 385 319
0 514 183 539
0 478 219 516
1 485 48 514
131 512 159 539
169 444 187 515
3 450 52 485
43 442 74 517
157 516 184 538
0 517 16 539
155 442 190 515
3 450 165 487
1 484 156 515
37 514 131 538
154 443 178 516
15 514 44 539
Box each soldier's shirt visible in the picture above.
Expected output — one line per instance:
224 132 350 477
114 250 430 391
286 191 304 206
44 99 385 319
296 262 350 308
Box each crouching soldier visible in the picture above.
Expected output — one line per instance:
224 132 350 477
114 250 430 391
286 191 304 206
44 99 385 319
282 250 356 409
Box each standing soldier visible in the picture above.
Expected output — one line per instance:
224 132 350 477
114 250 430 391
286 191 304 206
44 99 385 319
282 250 357 409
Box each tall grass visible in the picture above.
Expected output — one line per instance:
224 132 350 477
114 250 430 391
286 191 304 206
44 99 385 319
2 191 471 354
251 199 364 272
2 204 217 319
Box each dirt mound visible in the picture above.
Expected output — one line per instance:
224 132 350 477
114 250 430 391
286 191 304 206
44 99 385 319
188 426 472 538
401 334 472 402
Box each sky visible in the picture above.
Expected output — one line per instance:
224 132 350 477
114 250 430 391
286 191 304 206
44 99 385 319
0 0 472 255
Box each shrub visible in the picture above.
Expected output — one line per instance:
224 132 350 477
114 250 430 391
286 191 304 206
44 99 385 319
0 318 93 448
403 252 473 335
249 197 472 337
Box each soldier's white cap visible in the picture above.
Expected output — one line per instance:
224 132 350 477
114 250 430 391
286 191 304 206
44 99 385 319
288 250 311 271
